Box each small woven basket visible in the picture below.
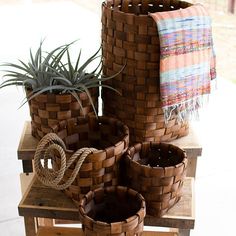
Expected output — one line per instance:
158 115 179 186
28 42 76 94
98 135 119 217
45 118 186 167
102 0 191 143
125 142 187 217
46 116 129 202
78 186 146 236
27 88 98 139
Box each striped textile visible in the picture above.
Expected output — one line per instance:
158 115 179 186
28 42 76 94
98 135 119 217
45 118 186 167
150 4 216 122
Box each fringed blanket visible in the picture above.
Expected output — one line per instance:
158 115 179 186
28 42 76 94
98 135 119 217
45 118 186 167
150 4 216 122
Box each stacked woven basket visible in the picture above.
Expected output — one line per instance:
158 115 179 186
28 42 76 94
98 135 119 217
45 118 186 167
32 0 194 235
102 0 191 143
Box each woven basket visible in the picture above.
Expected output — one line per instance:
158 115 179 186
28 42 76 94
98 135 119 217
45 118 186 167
78 186 146 236
102 0 191 143
125 142 187 217
27 88 98 139
48 116 129 202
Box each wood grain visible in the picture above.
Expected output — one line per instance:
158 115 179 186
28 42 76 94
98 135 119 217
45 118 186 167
36 226 178 236
18 176 194 229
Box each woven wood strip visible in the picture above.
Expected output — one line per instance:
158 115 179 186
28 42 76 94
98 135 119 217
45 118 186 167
48 116 129 202
27 88 98 140
78 186 146 235
102 0 191 143
125 142 187 217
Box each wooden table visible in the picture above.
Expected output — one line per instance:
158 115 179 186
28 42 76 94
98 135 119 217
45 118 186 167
17 122 201 236
17 121 202 177
19 175 195 236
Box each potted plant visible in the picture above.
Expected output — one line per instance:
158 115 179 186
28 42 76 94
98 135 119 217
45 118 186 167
0 41 122 139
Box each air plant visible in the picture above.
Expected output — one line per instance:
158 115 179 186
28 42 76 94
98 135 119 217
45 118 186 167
0 41 123 116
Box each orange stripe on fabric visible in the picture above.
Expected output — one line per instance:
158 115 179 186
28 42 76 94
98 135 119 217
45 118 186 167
160 49 211 72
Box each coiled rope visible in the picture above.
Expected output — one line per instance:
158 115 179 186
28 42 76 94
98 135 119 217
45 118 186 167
34 133 98 190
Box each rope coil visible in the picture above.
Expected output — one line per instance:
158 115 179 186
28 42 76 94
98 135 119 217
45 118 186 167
34 133 98 190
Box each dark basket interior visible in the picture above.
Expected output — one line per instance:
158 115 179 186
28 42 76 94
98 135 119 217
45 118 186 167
133 143 185 167
52 116 128 151
84 189 143 223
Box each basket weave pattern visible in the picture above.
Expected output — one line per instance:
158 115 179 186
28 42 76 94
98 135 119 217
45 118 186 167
102 0 191 143
125 142 187 217
27 88 98 139
50 116 129 202
78 186 146 236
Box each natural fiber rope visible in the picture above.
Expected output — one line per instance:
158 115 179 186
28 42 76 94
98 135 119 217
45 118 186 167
34 133 98 190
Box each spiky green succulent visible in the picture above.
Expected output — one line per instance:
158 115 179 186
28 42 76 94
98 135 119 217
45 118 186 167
0 41 123 116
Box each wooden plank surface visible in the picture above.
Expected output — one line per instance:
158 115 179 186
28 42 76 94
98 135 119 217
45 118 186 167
18 175 80 221
17 122 38 160
20 173 34 195
18 176 194 229
17 121 202 160
36 226 178 236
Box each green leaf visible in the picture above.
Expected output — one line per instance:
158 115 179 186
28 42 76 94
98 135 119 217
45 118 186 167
74 49 82 72
77 47 101 74
50 76 73 86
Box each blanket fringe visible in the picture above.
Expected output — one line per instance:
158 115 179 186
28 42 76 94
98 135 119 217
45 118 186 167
163 95 210 124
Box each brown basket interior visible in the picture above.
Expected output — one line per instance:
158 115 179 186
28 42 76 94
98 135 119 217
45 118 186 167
53 116 128 152
134 143 185 167
105 0 192 14
83 188 143 223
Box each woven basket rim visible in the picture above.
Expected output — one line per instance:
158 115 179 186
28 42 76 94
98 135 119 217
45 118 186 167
79 185 145 225
50 116 129 153
103 0 193 15
26 87 97 97
126 142 187 170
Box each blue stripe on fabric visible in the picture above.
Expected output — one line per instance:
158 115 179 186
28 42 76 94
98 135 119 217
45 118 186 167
161 62 210 83
162 74 210 91
157 16 212 34
160 29 212 47
161 75 210 94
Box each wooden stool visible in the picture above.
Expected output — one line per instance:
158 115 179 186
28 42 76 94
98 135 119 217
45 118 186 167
19 175 195 236
36 226 178 236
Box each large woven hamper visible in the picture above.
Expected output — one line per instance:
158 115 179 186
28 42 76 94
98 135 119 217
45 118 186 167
102 0 191 143
28 88 98 139
34 116 129 203
125 142 187 217
78 186 146 236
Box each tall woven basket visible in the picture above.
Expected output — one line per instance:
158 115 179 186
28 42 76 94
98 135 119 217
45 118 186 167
102 0 191 143
34 116 129 203
78 186 146 236
27 88 98 139
125 142 187 217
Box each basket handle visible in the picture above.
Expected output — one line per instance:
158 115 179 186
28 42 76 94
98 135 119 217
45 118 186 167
34 133 98 190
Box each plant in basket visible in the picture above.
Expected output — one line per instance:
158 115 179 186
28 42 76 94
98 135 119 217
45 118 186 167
0 40 122 139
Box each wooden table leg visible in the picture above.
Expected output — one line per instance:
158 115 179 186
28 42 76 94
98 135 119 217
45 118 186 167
37 218 54 227
22 160 33 173
24 216 37 236
186 156 198 178
179 229 190 236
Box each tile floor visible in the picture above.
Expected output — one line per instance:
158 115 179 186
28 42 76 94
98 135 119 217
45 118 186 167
0 1 235 236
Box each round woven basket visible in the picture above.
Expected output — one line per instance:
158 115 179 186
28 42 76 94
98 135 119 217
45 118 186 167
48 116 129 202
125 142 187 217
27 88 98 139
78 186 146 236
102 0 191 143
